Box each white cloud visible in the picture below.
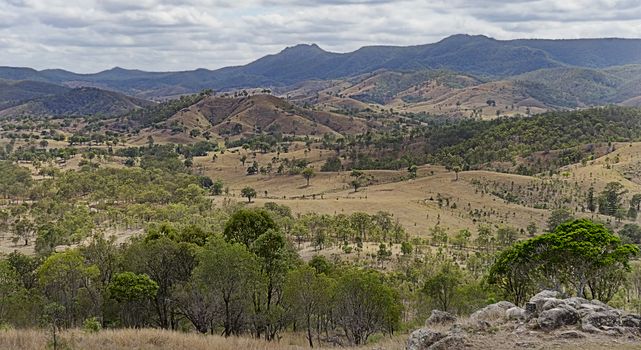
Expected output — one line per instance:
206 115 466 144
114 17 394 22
0 0 640 72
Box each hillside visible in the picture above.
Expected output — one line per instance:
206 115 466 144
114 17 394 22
2 35 641 99
131 94 374 143
0 86 154 118
0 79 70 110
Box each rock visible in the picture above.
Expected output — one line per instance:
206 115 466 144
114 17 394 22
576 303 607 318
537 305 579 331
541 298 565 312
557 330 586 339
470 301 515 323
524 302 537 316
564 297 590 309
530 290 560 302
407 328 446 350
426 310 456 325
506 306 526 321
530 290 562 314
582 311 621 329
621 314 641 328
581 323 602 334
427 335 466 350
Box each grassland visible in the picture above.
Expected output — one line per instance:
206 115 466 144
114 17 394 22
1 327 638 350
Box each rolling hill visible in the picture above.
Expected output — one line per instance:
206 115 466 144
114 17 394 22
0 86 154 118
127 94 375 144
2 35 641 99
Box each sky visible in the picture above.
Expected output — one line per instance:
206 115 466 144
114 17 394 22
1 0 641 73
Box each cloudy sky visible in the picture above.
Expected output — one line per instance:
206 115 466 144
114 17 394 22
1 0 641 72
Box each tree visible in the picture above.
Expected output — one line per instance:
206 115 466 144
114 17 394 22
241 187 257 203
320 157 341 172
283 266 334 347
489 219 638 302
598 182 627 216
586 187 596 213
37 250 100 327
619 224 641 245
301 167 315 186
212 179 224 195
123 238 196 329
496 226 518 247
223 209 278 247
526 222 537 237
13 218 35 246
109 272 158 328
444 154 464 181
193 237 259 336
407 164 418 179
547 207 573 231
333 269 401 345
423 263 462 312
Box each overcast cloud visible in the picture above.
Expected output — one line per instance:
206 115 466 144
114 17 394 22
1 0 641 72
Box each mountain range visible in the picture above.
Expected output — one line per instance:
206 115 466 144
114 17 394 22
1 34 641 118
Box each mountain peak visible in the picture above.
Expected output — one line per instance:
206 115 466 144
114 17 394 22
281 43 326 54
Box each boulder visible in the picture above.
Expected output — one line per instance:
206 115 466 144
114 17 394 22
530 290 560 302
470 301 515 323
541 299 565 312
407 328 446 350
576 302 607 318
529 290 561 314
506 306 526 321
537 305 579 331
582 311 620 329
427 335 466 350
621 314 641 329
426 310 456 325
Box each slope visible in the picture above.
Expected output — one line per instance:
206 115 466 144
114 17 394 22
0 87 154 118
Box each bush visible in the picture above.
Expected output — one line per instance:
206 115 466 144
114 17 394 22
82 317 102 333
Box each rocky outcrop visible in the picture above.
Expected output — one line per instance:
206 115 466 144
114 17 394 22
407 291 641 349
426 310 456 325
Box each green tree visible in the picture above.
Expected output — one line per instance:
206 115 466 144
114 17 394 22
123 238 196 329
407 164 418 179
241 187 257 203
423 262 463 312
334 269 401 345
193 237 259 336
547 207 573 231
37 250 100 327
619 223 641 245
301 167 315 186
223 209 278 247
109 272 158 328
598 182 627 216
586 187 596 213
489 219 638 302
283 266 334 348
212 179 224 196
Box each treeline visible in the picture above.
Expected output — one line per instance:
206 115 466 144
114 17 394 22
0 210 406 346
331 106 641 173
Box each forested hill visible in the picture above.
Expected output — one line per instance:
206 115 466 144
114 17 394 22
1 35 641 96
346 106 641 173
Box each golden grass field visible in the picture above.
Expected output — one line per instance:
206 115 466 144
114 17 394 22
0 327 638 350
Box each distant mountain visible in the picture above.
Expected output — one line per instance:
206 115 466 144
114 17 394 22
2 35 641 98
0 86 154 118
0 80 70 109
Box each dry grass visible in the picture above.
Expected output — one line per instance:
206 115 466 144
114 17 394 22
0 327 639 350
0 329 405 350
